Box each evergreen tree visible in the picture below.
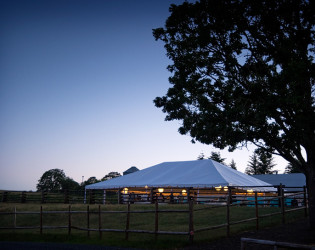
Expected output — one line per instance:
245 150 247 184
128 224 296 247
208 151 225 164
258 150 276 174
229 159 237 170
246 150 276 175
245 153 260 175
285 163 303 174
197 152 205 160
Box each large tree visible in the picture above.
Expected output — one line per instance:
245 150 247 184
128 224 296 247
37 169 80 192
37 169 66 192
153 0 315 227
61 177 80 191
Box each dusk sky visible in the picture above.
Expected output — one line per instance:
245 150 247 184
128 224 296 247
0 0 288 191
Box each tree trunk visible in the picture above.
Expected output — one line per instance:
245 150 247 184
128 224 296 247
306 166 315 229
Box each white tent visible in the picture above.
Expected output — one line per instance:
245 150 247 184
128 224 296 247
86 160 274 191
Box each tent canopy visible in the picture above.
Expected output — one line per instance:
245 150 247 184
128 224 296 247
86 160 274 191
253 173 306 191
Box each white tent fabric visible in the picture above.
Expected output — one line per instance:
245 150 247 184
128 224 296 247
85 160 274 191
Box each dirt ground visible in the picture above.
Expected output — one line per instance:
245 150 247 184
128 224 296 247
186 217 315 249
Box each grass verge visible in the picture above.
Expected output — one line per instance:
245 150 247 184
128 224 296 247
0 203 305 249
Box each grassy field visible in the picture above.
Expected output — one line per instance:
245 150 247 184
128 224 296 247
0 203 305 249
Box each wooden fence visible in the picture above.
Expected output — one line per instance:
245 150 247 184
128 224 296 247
0 190 118 204
0 187 309 243
0 185 308 205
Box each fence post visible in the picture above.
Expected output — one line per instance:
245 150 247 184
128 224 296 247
89 190 95 204
255 192 259 230
98 205 102 239
280 185 285 224
2 191 8 202
118 189 122 204
277 184 281 208
125 202 130 240
150 188 154 204
226 187 231 237
14 206 16 229
155 200 158 241
41 191 46 204
87 205 90 238
303 186 308 217
21 191 26 203
64 190 69 204
40 206 43 235
84 189 86 204
68 205 71 235
189 199 194 243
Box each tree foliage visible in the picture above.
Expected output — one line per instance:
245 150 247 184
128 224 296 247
61 177 80 191
101 172 121 181
245 149 276 175
285 162 303 174
37 169 66 192
153 0 314 169
37 169 80 192
208 151 226 164
197 152 205 160
245 152 259 175
153 0 315 227
83 177 100 186
229 159 237 170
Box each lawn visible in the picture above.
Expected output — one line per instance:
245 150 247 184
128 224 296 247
0 203 305 249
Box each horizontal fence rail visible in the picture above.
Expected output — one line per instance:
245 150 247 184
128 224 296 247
0 202 192 240
0 185 309 244
0 185 308 205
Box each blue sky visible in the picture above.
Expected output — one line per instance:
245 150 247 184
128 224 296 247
0 0 288 191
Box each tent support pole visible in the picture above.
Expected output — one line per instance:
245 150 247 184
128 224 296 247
103 190 106 205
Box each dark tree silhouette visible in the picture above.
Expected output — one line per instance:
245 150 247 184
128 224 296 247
37 169 66 192
153 0 315 227
84 177 99 186
208 151 226 164
37 169 80 192
61 177 80 191
197 152 205 160
285 163 303 174
229 159 237 170
245 153 259 175
246 149 276 175
101 172 121 181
